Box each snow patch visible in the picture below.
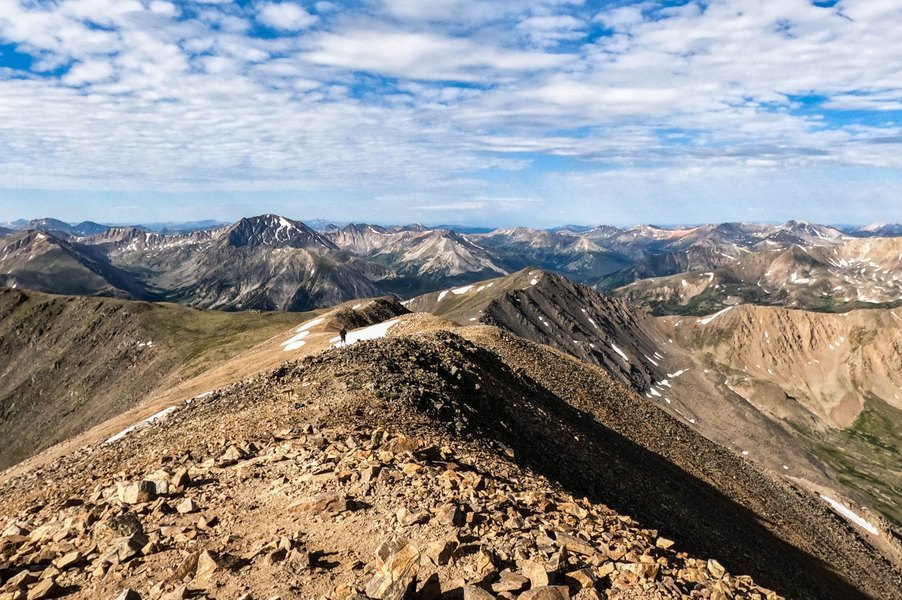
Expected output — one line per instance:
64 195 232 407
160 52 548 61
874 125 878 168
281 329 311 351
697 306 733 325
106 405 178 445
330 319 399 346
451 285 473 295
437 290 449 302
820 495 880 535
296 317 325 333
610 342 629 363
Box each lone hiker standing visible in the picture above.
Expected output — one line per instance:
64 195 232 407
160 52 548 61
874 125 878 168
339 326 348 346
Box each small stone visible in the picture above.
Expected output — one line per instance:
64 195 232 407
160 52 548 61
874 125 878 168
396 507 427 527
176 498 198 514
364 539 420 600
432 503 463 526
25 578 59 600
5 570 38 590
218 445 245 466
195 550 221 582
473 548 495 578
491 571 529 593
291 492 348 515
554 532 595 556
518 586 570 600
170 469 191 490
558 502 588 519
118 481 157 505
400 463 423 477
520 560 550 588
564 568 596 590
160 585 188 600
113 590 141 600
595 562 615 578
52 550 82 570
708 559 726 579
105 531 150 564
423 539 458 566
655 538 675 550
170 551 200 582
462 586 495 600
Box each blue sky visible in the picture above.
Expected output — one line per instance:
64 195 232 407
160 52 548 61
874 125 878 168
1 0 902 227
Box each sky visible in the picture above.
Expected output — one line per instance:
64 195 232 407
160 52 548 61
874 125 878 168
1 0 902 227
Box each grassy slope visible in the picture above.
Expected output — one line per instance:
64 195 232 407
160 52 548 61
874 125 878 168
804 397 902 526
0 289 310 469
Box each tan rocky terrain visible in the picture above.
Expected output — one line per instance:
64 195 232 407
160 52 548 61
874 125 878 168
1 319 901 600
663 305 902 427
659 304 902 524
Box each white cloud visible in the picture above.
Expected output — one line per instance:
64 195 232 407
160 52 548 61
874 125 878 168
0 0 902 225
257 2 318 31
303 28 570 81
515 15 584 47
63 59 115 85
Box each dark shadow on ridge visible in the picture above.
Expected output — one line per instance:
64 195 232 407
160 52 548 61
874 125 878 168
316 333 895 600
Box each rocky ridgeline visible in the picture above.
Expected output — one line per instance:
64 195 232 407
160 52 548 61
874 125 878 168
0 422 781 600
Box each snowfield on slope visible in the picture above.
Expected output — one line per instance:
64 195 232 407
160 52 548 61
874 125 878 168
820 495 880 535
330 319 400 346
105 405 178 444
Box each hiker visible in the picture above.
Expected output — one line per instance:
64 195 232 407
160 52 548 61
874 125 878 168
339 327 347 346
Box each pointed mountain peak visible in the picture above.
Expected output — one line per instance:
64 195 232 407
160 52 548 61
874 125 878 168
224 214 337 249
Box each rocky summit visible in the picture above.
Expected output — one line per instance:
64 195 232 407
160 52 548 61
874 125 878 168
1 323 899 600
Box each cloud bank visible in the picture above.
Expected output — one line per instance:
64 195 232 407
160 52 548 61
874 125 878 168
1 0 901 224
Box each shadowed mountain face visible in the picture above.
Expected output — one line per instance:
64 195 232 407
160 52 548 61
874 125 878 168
407 269 665 393
224 215 337 249
407 268 902 530
0 231 154 299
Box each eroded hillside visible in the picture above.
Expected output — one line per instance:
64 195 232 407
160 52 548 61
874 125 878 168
664 304 902 524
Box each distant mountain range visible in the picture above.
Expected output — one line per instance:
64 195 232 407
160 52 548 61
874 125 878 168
3 215 902 313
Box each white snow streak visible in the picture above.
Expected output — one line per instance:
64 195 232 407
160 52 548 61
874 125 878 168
296 317 325 333
610 342 629 363
281 329 311 351
820 495 880 535
697 306 734 325
105 405 178 444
